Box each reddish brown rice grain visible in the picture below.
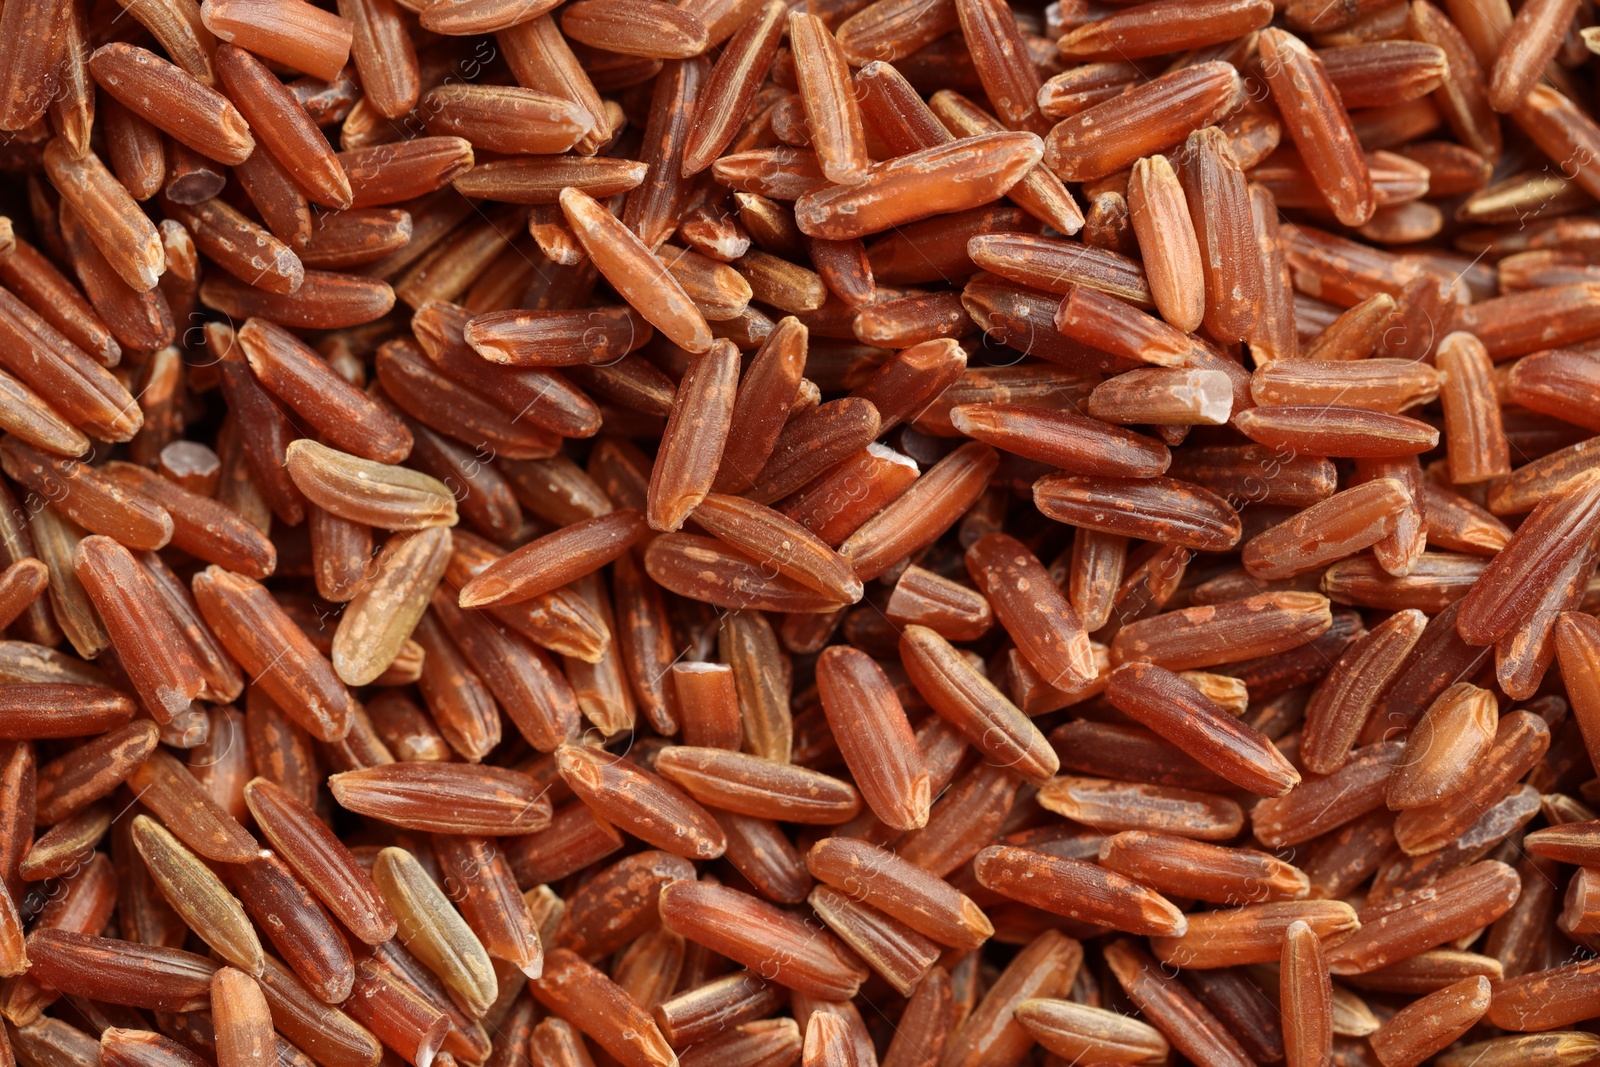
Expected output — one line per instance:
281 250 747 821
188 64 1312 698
0 370 83 459
1391 710 1550 854
697 496 865 603
711 147 828 201
507 799 624 886
19 802 111 885
558 187 712 352
940 930 1082 1067
1328 861 1522 975
641 532 848 613
229 151 311 253
1431 332 1510 485
202 268 396 329
898 624 1057 784
851 292 969 347
339 948 452 1066
223 852 354 1005
1040 773 1244 841
653 973 785 1049
794 133 1042 241
701 321 802 488
102 98 168 204
831 440 991 579
625 69 708 254
1385 682 1498 809
605 551 679 735
209 972 278 1067
1504 346 1600 433
807 836 991 949
437 588 587 743
1259 29 1375 226
1013 999 1167 1065
0 0 70 133
42 140 165 292
160 195 302 295
239 320 411 460
23 929 219 1012
950 0 1044 134
658 880 868 1001
788 12 869 187
164 140 230 204
1033 473 1241 552
253 951 383 1067
973 844 1185 936
71 537 204 722
1178 124 1264 343
1456 472 1600 644
926 90 1084 237
0 236 116 367
884 565 992 640
214 48 351 209
0 741 31 916
1044 62 1241 185
332 0 412 117
191 572 352 745
1419 485 1511 556
32 723 155 827
407 312 599 440
1125 154 1204 334
776 444 915 547
641 343 737 528
656 244 753 322
801 1010 862 1067
1100 830 1309 905
1301 608 1428 774
1250 358 1439 414
807 885 938 996
653 744 861 824
966 532 1096 692
88 44 255 166
4 863 119 1022
1232 405 1442 457
680 1019 800 1067
1107 662 1299 796
457 510 644 608
1280 919 1335 1067
200 0 352 82
429 837 542 982
451 158 646 206
743 397 883 506
0 438 172 550
1147 899 1358 970
964 233 1153 307
1487 0 1578 112
1240 479 1411 580
99 466 273 581
555 743 726 858
56 206 176 351
335 139 476 211
1369 976 1491 1067
558 0 707 59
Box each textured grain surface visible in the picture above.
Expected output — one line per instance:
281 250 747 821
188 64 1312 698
0 7 1594 1067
